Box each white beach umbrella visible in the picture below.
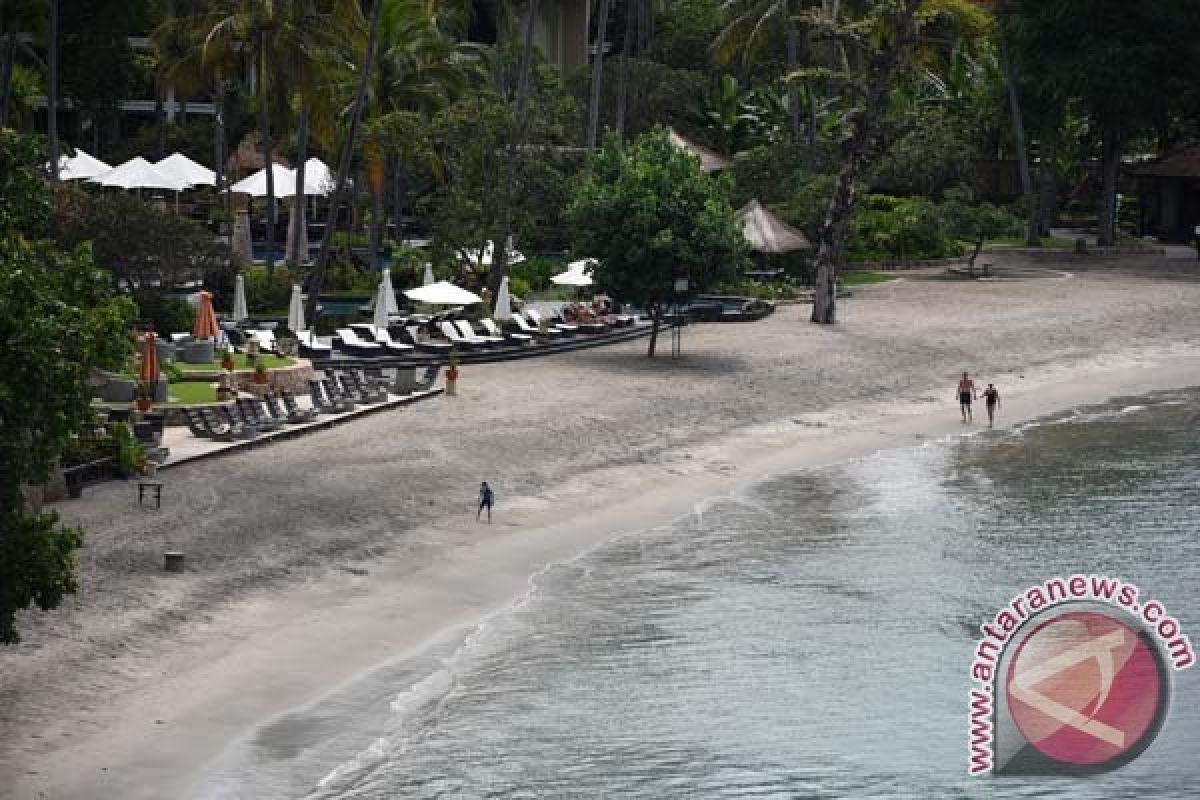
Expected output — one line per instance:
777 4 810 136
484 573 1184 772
54 148 112 181
229 163 296 197
299 157 336 196
91 157 189 191
287 285 306 332
373 283 391 332
493 276 513 321
551 258 596 286
422 263 435 286
404 280 483 306
156 152 216 187
379 269 400 315
458 239 525 269
233 274 249 322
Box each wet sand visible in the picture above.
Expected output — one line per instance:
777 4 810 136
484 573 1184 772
5 255 1200 799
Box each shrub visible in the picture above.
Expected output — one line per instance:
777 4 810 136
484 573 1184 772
242 267 299 312
845 195 963 262
138 295 196 335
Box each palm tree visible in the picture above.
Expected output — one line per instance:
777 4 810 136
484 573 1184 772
47 0 58 179
712 0 802 141
306 0 386 320
585 0 611 148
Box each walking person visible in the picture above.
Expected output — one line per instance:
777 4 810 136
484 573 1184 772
477 481 494 523
983 383 1000 428
957 372 977 424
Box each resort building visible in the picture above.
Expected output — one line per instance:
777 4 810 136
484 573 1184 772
1134 144 1200 242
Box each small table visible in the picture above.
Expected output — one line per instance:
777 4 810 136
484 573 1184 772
138 481 164 509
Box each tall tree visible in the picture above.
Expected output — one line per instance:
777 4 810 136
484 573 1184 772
711 0 801 140
306 0 386 320
810 0 923 325
46 0 58 180
993 6 1037 245
585 0 612 147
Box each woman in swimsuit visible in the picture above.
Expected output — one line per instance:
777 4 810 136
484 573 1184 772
957 372 976 423
983 384 1000 427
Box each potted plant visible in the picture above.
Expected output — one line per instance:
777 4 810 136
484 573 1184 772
445 352 459 396
253 356 269 385
134 381 154 412
112 423 145 479
219 347 236 372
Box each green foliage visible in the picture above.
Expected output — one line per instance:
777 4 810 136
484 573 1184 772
939 188 1022 248
567 129 747 334
242 267 301 312
770 172 839 243
510 255 565 294
0 132 135 643
111 422 144 476
138 294 196 335
867 107 977 198
844 194 963 262
53 186 230 307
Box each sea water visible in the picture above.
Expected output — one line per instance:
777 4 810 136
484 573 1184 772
197 390 1200 799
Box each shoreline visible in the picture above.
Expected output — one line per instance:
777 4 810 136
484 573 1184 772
11 348 1200 800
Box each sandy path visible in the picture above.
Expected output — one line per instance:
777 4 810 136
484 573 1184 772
4 255 1200 798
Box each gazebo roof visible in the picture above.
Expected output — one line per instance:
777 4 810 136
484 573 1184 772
667 127 732 173
1134 144 1200 179
735 199 812 254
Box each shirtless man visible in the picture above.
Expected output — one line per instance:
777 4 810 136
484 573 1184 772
957 372 977 423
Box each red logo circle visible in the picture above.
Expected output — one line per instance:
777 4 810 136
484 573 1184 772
1006 611 1166 767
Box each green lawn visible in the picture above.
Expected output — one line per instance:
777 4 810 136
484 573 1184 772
839 272 898 287
173 354 295 372
167 381 218 404
986 236 1076 249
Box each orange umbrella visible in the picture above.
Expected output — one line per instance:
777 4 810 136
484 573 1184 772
139 331 160 385
193 290 219 339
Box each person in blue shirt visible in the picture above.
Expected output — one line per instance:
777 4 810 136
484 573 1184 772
477 481 494 523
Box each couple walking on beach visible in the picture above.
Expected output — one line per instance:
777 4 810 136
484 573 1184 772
957 372 1000 427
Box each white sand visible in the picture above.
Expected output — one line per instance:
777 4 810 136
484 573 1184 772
5 254 1200 799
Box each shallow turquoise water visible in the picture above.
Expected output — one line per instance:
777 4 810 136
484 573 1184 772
197 391 1200 799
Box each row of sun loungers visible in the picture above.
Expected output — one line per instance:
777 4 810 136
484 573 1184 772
180 366 440 442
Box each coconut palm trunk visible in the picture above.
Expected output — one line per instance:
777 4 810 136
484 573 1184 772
257 28 278 275
47 0 59 180
586 0 611 148
306 0 386 322
1037 133 1057 237
810 0 923 325
488 0 540 299
784 0 799 140
289 103 309 268
0 0 11 128
1097 127 1121 247
614 0 636 135
996 22 1038 246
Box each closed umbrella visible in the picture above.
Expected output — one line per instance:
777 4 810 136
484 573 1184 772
138 332 160 384
380 269 400 316
287 285 306 332
193 290 219 339
373 283 391 332
494 276 513 321
422 263 435 286
233 274 249 323
404 281 483 306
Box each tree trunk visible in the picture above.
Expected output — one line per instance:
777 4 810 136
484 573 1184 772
214 80 227 224
614 0 636 136
391 158 405 245
289 103 309 268
646 302 662 357
1098 128 1121 247
306 0 385 322
257 30 277 276
586 0 611 148
996 27 1038 246
785 0 800 140
47 0 59 180
811 0 923 325
806 84 818 168
0 16 14 128
369 156 384 271
488 0 540 299
1037 134 1057 237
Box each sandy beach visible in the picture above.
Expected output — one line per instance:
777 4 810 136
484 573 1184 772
5 252 1200 799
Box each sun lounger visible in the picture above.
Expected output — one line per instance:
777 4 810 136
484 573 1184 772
480 318 532 344
280 389 321 420
439 320 486 350
183 408 222 439
308 379 353 413
337 372 386 404
322 377 360 410
509 313 561 340
370 326 415 354
453 319 504 346
525 309 577 335
297 330 333 358
405 325 453 354
221 403 271 435
335 328 383 356
205 407 255 440
237 397 284 431
264 391 316 424
415 365 440 391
